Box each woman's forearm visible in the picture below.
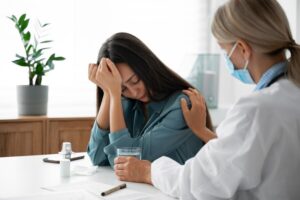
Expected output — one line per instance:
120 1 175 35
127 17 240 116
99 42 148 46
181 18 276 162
109 94 126 133
96 92 110 130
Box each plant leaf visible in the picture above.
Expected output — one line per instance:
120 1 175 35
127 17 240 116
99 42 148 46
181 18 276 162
9 13 65 83
46 53 55 65
39 47 50 51
33 58 45 64
20 19 29 32
35 63 44 75
12 15 17 21
48 61 54 69
53 56 65 61
42 23 50 27
32 49 43 59
7 15 17 23
41 40 53 43
26 44 33 55
34 36 38 47
22 31 31 42
18 14 26 25
12 57 28 67
15 54 24 59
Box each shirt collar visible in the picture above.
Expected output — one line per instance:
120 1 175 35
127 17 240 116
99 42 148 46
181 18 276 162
254 61 287 91
146 100 168 114
132 98 168 115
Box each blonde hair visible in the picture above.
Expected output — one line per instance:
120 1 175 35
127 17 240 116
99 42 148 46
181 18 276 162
212 0 300 86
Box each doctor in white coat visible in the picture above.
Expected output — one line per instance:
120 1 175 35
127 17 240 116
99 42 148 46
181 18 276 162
114 0 300 199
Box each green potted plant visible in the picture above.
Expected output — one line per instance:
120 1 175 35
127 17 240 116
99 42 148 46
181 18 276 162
8 14 65 115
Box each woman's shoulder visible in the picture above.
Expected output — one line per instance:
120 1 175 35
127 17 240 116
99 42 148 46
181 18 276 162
163 91 191 111
229 79 300 119
218 79 300 139
237 80 298 106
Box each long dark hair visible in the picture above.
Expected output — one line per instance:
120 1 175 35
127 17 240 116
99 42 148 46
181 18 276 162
96 32 213 131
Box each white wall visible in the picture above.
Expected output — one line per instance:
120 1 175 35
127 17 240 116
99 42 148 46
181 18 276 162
0 0 298 114
296 0 300 43
0 0 210 114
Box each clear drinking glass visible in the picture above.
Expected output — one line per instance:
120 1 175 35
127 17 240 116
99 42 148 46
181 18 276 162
117 147 142 160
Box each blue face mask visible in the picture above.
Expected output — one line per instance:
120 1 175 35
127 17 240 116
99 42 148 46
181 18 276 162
223 42 254 84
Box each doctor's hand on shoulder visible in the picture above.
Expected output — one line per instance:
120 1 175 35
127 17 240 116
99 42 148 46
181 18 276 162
181 88 217 143
88 58 122 97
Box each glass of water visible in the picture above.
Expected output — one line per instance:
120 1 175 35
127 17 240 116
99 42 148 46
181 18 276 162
117 147 142 160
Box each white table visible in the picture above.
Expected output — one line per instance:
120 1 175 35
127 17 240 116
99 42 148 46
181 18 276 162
0 153 175 199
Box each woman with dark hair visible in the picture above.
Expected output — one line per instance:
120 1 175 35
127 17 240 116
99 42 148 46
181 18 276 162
87 32 214 167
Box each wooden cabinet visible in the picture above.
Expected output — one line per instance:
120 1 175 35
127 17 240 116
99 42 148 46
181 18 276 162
0 120 44 156
47 119 93 154
0 117 94 157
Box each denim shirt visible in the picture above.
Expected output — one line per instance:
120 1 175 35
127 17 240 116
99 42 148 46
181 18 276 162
87 91 204 167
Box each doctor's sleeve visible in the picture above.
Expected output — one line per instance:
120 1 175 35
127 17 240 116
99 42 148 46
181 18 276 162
151 104 272 199
87 121 110 166
103 105 202 167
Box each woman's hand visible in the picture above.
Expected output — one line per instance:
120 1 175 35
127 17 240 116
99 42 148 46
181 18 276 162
88 63 103 88
181 88 216 143
114 156 152 184
88 58 122 97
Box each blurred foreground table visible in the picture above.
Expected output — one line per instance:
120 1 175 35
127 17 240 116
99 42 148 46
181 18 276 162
0 153 174 199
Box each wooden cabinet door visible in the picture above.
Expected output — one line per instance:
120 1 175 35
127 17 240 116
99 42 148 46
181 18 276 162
47 118 94 154
0 121 43 156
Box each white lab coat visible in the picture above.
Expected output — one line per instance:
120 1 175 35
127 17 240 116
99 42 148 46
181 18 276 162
151 79 300 200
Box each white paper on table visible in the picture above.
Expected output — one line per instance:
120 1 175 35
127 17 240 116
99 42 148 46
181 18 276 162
71 165 98 176
42 181 154 200
2 190 98 200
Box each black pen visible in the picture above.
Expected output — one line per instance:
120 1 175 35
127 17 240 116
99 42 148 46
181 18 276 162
101 183 127 196
43 155 85 164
